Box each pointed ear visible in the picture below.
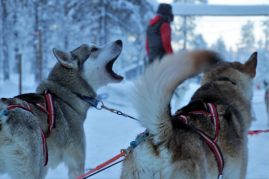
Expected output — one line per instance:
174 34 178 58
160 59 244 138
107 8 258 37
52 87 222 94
53 48 76 69
264 81 268 87
243 52 257 78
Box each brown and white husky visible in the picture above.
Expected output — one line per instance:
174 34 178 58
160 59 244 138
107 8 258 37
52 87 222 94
121 51 257 179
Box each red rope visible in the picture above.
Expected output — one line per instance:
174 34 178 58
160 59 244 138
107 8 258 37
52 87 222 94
248 129 269 136
75 152 125 179
75 129 268 179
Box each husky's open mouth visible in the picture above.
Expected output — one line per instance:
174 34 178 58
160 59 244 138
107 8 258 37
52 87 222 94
106 55 124 81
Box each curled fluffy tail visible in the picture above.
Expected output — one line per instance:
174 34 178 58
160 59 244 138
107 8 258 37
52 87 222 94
132 50 221 138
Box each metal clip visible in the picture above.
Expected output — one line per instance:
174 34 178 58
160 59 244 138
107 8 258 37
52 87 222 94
0 109 9 119
121 147 131 157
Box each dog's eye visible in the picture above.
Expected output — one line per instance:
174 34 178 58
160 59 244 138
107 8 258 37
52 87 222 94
91 48 98 52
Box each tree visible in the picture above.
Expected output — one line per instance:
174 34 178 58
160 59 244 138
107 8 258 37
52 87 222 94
1 0 10 81
193 34 207 49
172 0 207 50
262 18 269 50
212 37 226 53
211 36 229 61
258 18 269 87
0 0 155 83
238 20 255 51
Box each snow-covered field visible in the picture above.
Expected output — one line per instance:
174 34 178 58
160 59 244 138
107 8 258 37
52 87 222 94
0 80 268 179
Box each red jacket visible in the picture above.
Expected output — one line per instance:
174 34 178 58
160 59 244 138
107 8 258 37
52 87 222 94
146 15 173 57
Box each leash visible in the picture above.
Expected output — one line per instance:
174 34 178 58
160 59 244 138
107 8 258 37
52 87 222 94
248 129 269 135
75 93 139 121
75 130 149 179
82 159 124 179
75 152 125 179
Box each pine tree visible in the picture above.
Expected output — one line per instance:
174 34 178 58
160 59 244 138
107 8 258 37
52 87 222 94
0 0 155 83
262 19 269 50
238 20 255 51
172 0 207 50
193 34 207 49
1 0 10 81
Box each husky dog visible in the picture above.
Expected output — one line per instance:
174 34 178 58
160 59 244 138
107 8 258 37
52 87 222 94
264 81 269 125
121 51 257 179
0 40 123 179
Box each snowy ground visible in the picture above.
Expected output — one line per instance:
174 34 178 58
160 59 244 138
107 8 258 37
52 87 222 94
0 80 268 179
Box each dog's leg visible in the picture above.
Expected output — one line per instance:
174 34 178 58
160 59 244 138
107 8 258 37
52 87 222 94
121 153 155 179
64 149 85 179
41 166 49 179
222 149 247 179
239 146 248 179
164 160 202 179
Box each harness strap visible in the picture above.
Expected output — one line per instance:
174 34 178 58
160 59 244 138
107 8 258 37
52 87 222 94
39 125 48 166
36 94 55 138
5 94 55 166
175 102 224 179
179 115 188 124
7 103 33 113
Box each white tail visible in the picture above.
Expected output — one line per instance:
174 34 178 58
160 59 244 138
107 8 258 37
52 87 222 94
132 50 221 138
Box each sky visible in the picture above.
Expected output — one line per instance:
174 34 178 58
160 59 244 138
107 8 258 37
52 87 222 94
157 0 269 51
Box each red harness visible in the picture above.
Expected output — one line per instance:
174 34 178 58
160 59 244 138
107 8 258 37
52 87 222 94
174 103 224 179
6 93 55 166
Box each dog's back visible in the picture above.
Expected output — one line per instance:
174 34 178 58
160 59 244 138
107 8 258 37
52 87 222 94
0 98 43 178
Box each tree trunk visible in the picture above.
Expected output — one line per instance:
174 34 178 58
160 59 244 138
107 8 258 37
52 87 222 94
100 0 106 45
13 2 19 74
41 0 47 78
1 0 9 81
34 0 40 82
183 16 187 50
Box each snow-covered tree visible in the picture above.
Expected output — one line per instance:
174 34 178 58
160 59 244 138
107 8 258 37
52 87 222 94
172 0 207 50
1 0 10 81
0 0 155 84
212 37 226 58
193 34 207 49
238 20 255 51
262 19 269 50
257 19 269 88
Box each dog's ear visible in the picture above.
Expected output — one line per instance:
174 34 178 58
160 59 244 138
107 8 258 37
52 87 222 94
53 48 76 69
264 81 268 87
243 52 257 78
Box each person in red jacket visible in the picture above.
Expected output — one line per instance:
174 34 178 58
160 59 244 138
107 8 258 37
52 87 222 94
146 3 174 65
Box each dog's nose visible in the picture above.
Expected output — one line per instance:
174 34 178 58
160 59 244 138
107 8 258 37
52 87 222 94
115 40 122 47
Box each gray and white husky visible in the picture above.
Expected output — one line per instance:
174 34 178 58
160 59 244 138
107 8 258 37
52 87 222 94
0 40 123 179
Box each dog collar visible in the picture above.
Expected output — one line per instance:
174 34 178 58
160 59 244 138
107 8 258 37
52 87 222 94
74 92 103 109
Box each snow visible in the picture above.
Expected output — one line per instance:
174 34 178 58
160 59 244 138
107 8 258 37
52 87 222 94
0 80 268 179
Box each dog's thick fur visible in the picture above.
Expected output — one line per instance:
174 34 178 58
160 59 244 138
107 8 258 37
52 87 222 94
0 40 123 179
121 51 257 179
